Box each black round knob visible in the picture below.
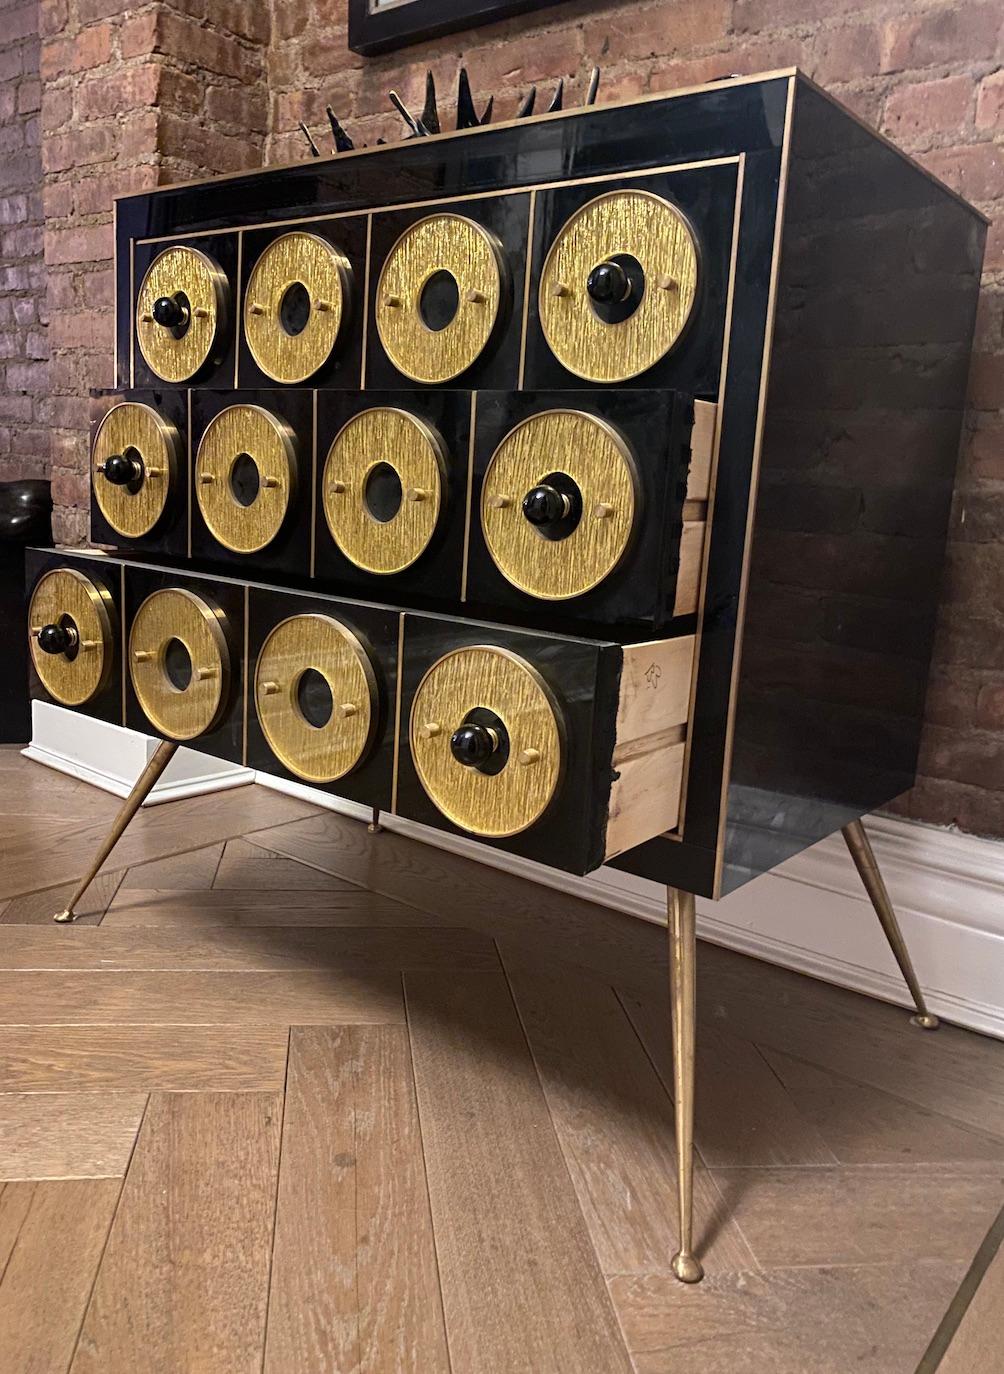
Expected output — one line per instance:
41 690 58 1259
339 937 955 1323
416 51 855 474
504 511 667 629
37 622 76 655
152 295 187 328
586 260 631 306
450 723 498 768
102 452 141 486
522 484 569 527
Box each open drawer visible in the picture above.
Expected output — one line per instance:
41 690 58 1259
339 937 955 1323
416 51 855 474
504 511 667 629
394 610 695 875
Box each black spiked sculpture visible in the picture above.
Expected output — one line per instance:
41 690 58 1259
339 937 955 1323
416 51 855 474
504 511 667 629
326 107 354 153
517 86 537 118
456 68 491 129
389 89 423 137
420 70 440 134
298 121 320 157
586 66 601 105
547 78 564 113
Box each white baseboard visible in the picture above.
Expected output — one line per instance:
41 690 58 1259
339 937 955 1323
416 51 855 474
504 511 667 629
257 773 1004 1040
25 701 254 804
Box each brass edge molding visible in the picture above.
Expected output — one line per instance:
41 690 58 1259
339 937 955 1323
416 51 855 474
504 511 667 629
516 188 537 389
408 643 564 838
129 237 135 388
241 583 249 766
119 562 126 724
671 151 746 844
374 213 506 384
713 74 796 897
479 409 639 601
310 389 318 578
133 155 743 246
360 213 373 389
234 229 243 386
121 72 798 202
186 389 193 557
391 613 405 814
460 391 477 602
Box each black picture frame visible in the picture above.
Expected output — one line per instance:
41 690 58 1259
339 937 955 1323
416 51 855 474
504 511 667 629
348 0 570 57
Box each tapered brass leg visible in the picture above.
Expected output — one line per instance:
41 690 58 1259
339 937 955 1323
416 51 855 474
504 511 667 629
668 886 703 1283
842 818 939 1030
53 739 179 923
367 805 383 835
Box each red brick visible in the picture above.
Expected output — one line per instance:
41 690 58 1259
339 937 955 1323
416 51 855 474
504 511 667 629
71 22 113 73
50 465 90 509
205 82 267 134
811 23 883 85
6 360 48 391
976 681 1004 731
42 121 115 172
883 75 973 149
40 0 68 38
17 77 40 115
44 223 112 266
120 11 158 60
40 36 71 80
583 0 730 65
882 4 1003 74
155 12 263 82
41 83 72 131
977 70 1004 131
75 63 162 121
922 142 1002 205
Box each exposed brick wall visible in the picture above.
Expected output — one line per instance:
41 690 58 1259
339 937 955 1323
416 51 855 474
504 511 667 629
39 0 269 542
0 0 47 493
17 0 1004 835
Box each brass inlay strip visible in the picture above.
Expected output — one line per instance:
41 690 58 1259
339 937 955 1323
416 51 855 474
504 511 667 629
234 229 243 387
310 390 317 578
714 80 796 895
119 562 126 724
241 583 249 766
390 613 405 814
516 188 537 389
360 213 373 389
129 238 135 388
460 391 477 602
186 389 192 557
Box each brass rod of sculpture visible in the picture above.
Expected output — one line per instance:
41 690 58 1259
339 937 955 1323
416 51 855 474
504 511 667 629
668 886 703 1283
53 739 179 923
367 805 383 835
841 818 939 1029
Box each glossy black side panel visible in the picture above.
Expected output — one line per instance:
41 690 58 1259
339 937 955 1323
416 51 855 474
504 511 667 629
525 163 738 395
89 388 189 560
721 81 987 893
465 389 692 636
189 389 314 583
365 193 530 392
25 548 123 726
131 233 238 390
237 217 368 390
246 585 398 807
395 610 622 874
315 389 471 607
123 563 245 763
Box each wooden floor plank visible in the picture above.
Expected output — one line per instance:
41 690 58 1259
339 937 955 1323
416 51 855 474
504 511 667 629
762 1047 1004 1165
213 838 363 892
405 970 634 1374
710 1164 1004 1268
0 924 497 972
618 986 839 1169
0 969 405 1025
264 1026 449 1374
0 784 319 902
0 1025 289 1094
0 1182 34 1276
936 1223 1004 1373
0 1092 147 1180
611 1259 965 1374
71 1092 282 1374
0 868 124 926
116 843 224 891
0 1179 122 1373
505 960 756 1274
102 887 440 927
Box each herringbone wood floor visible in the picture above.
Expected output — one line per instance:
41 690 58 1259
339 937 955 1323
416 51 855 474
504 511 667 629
0 749 1002 1373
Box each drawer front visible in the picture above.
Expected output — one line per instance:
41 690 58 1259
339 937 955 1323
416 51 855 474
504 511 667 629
26 550 122 725
132 234 237 389
89 389 189 560
396 610 695 874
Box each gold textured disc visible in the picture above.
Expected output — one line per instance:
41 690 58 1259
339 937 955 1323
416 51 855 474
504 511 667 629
254 614 378 784
538 190 699 382
322 408 446 575
480 410 638 600
243 232 351 384
410 646 562 838
91 403 180 539
195 405 297 554
375 214 504 384
28 568 115 707
136 245 228 383
129 587 230 740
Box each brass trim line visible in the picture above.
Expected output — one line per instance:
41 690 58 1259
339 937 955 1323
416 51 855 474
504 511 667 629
460 391 477 602
516 187 537 389
390 613 405 814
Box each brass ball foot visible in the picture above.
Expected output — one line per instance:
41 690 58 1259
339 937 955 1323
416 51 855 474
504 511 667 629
53 909 76 924
910 1012 940 1030
671 1251 704 1284
367 822 383 835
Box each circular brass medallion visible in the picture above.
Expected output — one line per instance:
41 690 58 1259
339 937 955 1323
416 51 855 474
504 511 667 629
481 410 638 600
244 232 351 384
92 403 180 539
538 190 699 383
129 587 230 740
195 405 297 554
254 614 378 784
322 408 446 575
410 645 562 838
28 568 115 707
136 245 228 383
375 214 504 384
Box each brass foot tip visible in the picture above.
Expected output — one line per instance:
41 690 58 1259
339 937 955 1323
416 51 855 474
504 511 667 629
910 1012 940 1030
671 1251 704 1284
367 823 383 834
53 909 75 924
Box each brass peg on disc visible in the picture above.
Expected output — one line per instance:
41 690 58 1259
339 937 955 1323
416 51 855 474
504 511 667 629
259 680 281 696
133 649 153 663
488 494 511 510
384 294 403 309
593 502 614 519
199 473 215 485
518 747 541 766
339 702 358 718
419 720 441 740
405 487 427 503
249 302 265 315
550 281 570 299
